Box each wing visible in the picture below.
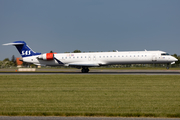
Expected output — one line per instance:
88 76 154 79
67 62 100 67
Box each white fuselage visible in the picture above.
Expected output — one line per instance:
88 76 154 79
22 51 177 67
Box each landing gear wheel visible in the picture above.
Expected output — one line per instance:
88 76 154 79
81 67 89 73
81 69 86 73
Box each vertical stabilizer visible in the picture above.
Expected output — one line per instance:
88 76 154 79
3 41 41 57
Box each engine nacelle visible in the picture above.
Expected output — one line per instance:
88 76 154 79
38 53 54 60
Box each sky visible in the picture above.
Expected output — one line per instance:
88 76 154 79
0 0 180 61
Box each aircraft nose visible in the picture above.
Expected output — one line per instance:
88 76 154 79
170 57 178 64
169 56 178 62
175 58 178 61
172 57 178 61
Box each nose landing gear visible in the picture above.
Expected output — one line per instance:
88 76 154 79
166 63 170 69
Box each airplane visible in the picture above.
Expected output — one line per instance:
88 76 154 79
3 41 178 73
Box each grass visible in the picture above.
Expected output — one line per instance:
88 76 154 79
0 75 180 117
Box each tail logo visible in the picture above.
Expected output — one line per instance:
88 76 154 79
22 50 31 56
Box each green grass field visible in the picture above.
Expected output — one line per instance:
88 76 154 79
0 75 180 117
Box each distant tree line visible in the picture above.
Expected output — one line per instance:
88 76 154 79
0 55 16 68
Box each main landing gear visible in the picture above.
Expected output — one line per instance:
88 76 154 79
81 67 89 73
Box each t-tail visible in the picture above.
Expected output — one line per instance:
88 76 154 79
3 41 41 57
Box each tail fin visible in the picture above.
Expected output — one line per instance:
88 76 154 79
3 41 41 57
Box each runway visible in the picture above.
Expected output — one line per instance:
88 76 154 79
0 69 180 75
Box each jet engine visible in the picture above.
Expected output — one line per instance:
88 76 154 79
38 53 54 60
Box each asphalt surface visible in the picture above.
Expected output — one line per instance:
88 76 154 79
0 116 180 120
0 69 180 75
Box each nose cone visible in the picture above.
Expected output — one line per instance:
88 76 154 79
175 58 178 61
170 57 178 65
172 57 178 61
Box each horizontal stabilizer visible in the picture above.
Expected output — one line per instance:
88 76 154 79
3 43 24 46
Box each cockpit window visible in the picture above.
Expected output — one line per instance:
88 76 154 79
161 53 170 56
